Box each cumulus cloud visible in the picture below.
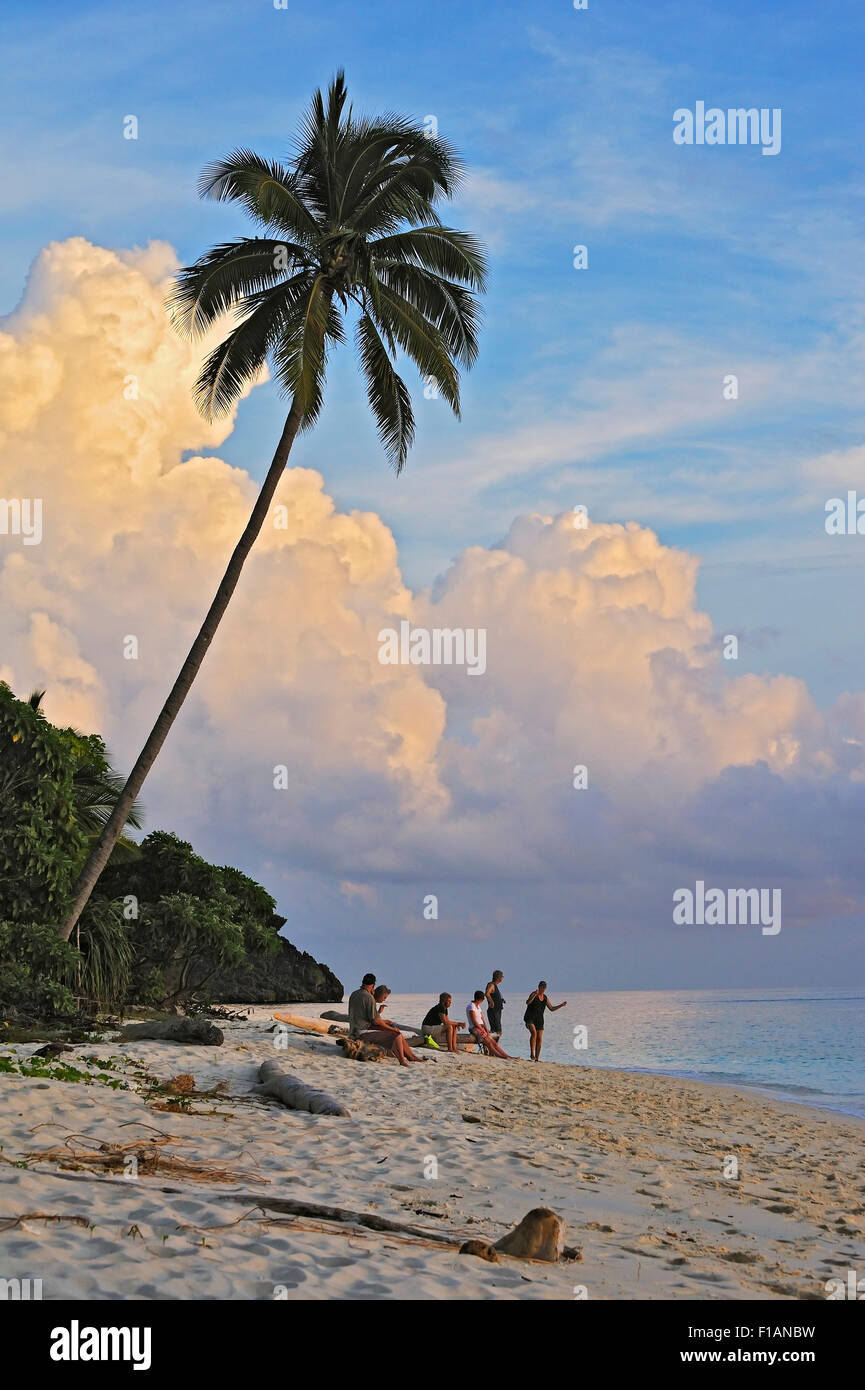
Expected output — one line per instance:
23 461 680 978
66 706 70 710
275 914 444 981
1 239 863 980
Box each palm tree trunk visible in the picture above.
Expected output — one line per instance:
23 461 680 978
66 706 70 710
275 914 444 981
57 398 305 942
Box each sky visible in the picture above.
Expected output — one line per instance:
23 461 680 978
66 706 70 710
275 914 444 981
1 0 864 991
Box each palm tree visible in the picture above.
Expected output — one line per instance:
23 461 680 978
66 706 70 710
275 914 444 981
58 71 487 941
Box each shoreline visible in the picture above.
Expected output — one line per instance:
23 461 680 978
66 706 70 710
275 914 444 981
277 997 865 1124
1 1008 862 1300
564 1061 865 1125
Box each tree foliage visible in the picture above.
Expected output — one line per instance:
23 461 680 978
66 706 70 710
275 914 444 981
168 70 487 470
94 831 281 1008
0 688 281 1017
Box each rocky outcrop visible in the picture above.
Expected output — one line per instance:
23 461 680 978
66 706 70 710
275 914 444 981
205 933 343 1005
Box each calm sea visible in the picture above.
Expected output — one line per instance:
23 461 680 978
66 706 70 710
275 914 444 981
284 986 865 1119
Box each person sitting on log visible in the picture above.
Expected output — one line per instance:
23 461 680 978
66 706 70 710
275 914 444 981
357 983 422 1067
466 992 510 1058
421 992 462 1052
348 973 378 1039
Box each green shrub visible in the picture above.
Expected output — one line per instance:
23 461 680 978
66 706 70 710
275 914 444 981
77 900 133 1010
0 920 79 1016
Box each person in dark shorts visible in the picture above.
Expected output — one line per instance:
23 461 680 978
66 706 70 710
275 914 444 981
523 980 567 1061
421 992 461 1051
485 970 505 1038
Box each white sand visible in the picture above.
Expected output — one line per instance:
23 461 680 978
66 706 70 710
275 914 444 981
1 1007 862 1300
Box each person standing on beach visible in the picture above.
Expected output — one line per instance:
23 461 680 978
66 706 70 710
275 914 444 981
524 981 567 1062
485 970 505 1039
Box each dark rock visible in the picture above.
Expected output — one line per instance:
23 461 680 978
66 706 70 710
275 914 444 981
205 934 343 1006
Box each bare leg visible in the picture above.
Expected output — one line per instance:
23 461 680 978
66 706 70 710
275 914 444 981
527 1023 538 1060
479 1030 510 1059
446 1023 459 1052
535 1029 543 1061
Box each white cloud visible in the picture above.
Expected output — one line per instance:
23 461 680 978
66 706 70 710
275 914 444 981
2 238 864 954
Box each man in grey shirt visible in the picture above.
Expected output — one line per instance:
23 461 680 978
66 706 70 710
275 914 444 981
348 973 377 1037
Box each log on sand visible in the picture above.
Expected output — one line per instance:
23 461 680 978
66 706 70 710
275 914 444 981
320 1010 424 1041
272 1012 343 1035
249 1196 572 1264
252 1059 350 1116
119 1018 224 1046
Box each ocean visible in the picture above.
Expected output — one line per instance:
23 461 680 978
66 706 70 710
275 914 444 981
292 986 865 1120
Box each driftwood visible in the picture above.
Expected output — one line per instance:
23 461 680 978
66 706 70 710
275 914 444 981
460 1239 499 1262
255 1196 471 1246
272 1012 343 1036
119 1018 224 1046
495 1207 565 1262
252 1059 350 1116
320 1009 425 1041
251 1196 572 1264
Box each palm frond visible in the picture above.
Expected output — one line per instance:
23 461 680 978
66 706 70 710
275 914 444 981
167 238 312 339
375 262 482 367
199 149 319 243
371 225 488 290
373 282 461 414
193 272 315 419
356 314 415 470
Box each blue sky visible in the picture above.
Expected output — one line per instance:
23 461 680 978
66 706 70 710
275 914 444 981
2 0 864 987
4 0 864 704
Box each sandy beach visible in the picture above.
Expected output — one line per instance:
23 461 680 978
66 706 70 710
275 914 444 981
1 1008 863 1301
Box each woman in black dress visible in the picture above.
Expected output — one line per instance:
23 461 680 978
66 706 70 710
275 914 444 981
523 980 567 1061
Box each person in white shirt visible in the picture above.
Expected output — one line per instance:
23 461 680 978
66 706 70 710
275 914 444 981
466 991 510 1058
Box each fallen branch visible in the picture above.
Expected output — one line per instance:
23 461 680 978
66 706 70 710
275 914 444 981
242 1197 577 1264
0 1213 89 1234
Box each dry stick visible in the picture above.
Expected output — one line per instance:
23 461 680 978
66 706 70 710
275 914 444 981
248 1195 472 1247
0 1213 90 1233
2 1168 566 1263
174 1211 467 1256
